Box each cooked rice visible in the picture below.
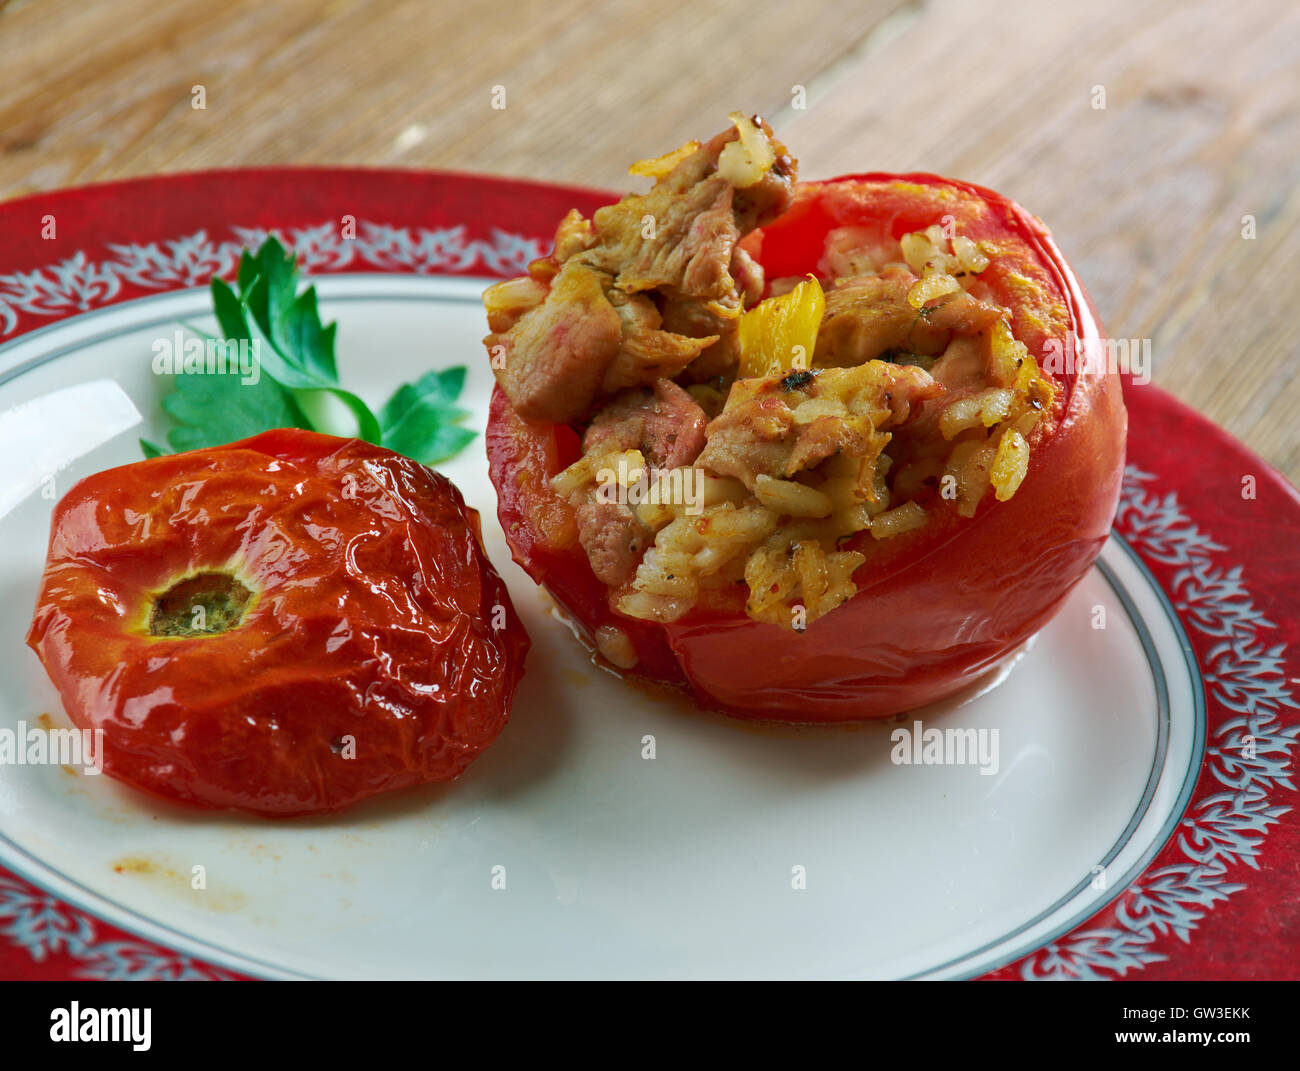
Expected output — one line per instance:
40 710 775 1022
594 624 639 669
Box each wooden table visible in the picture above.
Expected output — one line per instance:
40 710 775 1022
2 0 1297 481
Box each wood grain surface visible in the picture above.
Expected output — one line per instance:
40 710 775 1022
1 0 1297 480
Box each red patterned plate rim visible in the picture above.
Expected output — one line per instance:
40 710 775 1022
0 168 1296 981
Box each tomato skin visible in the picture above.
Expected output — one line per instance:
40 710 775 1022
486 174 1127 721
27 428 530 815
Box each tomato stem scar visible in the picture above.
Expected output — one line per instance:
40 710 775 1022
149 572 254 637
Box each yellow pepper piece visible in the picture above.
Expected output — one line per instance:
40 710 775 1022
736 275 825 379
628 140 701 180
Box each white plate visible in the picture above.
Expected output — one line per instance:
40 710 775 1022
0 276 1203 979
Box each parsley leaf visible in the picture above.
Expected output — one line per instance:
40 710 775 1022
160 362 306 452
143 236 476 466
379 369 476 463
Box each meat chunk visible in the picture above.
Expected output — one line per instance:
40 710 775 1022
575 500 649 587
553 208 596 261
814 267 923 366
487 261 622 424
579 120 792 301
730 246 766 308
928 334 987 392
485 116 796 425
695 394 797 487
584 379 708 470
814 266 1006 367
583 172 739 300
601 291 717 396
924 289 1005 335
485 262 714 423
697 363 941 489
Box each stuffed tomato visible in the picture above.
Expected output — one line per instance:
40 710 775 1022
484 116 1126 721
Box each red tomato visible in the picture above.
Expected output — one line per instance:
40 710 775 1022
27 428 530 815
488 175 1127 721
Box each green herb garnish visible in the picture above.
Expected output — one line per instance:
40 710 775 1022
140 236 474 464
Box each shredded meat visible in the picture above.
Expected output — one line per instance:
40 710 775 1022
485 118 796 425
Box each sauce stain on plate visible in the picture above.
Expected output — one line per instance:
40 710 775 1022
110 853 247 913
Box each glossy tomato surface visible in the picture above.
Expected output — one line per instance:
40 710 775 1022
28 428 530 815
487 174 1127 721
